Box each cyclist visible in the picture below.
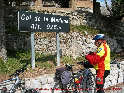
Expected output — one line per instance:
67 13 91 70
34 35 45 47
84 34 110 93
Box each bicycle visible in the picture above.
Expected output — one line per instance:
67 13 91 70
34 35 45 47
0 65 39 93
52 62 96 93
77 62 96 93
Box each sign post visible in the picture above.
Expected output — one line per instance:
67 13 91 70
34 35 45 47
31 32 35 69
56 32 60 66
18 11 69 68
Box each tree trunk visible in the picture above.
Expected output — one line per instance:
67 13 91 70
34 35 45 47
93 0 97 14
0 0 7 61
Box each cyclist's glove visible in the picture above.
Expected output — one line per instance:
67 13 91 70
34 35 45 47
96 76 103 85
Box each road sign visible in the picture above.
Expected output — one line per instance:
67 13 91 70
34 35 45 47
18 11 70 32
18 11 70 68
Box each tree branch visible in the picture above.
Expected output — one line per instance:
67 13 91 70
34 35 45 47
104 0 113 15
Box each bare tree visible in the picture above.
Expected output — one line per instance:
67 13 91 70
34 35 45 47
104 0 113 15
0 0 7 61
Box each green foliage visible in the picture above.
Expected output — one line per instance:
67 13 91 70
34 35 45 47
76 56 86 62
71 25 100 35
35 53 56 68
111 52 121 60
0 59 8 74
61 56 75 65
16 50 31 60
61 56 86 65
36 61 54 69
35 53 56 63
4 58 23 74
0 50 57 74
0 58 24 74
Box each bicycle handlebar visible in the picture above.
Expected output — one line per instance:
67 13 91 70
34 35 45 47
65 62 84 71
65 64 74 67
65 64 74 71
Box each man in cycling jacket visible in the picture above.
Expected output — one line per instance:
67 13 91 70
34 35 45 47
85 34 110 93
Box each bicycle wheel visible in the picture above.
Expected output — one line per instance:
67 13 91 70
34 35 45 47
66 78 83 93
10 84 18 93
1 87 7 93
23 89 39 93
70 83 82 93
81 69 96 93
66 80 75 93
52 81 66 93
52 80 77 93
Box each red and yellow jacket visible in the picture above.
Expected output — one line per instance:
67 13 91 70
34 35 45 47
85 42 110 84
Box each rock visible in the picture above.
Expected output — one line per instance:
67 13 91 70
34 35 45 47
104 81 111 89
25 78 42 89
104 63 124 88
118 77 123 83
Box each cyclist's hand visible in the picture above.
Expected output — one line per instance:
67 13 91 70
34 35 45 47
89 51 94 54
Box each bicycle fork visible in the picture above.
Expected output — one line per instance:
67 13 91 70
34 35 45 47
10 76 20 93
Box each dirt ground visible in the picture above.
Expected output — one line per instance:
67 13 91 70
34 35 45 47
0 64 83 82
0 74 9 82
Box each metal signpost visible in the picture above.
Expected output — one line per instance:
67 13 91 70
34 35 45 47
56 32 60 66
18 11 69 69
31 32 35 69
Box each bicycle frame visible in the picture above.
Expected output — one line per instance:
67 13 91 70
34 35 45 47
53 63 96 93
0 64 39 93
10 76 21 93
0 75 21 93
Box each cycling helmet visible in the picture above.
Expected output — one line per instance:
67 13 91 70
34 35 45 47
93 34 104 40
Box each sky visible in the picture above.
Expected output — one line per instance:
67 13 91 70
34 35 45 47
97 0 112 6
